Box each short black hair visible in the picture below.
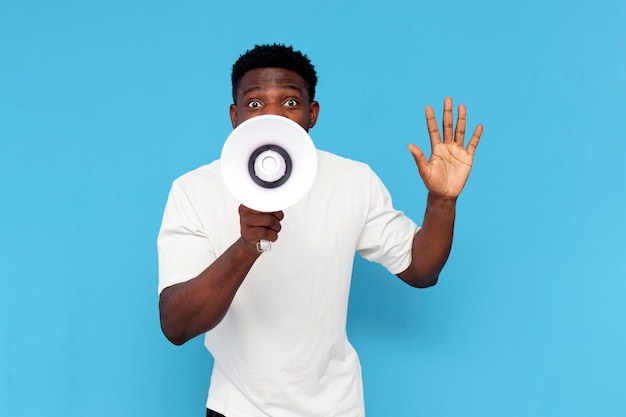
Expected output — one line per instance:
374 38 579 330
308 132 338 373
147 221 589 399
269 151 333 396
231 44 318 103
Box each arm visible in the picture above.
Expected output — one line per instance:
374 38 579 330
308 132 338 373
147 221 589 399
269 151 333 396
159 205 283 345
397 97 483 287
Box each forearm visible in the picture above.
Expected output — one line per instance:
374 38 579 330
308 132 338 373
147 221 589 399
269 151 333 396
159 237 260 345
398 193 456 287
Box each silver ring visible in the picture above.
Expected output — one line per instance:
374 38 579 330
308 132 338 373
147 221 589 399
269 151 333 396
256 240 271 252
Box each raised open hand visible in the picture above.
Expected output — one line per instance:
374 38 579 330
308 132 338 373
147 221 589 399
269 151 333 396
408 97 483 199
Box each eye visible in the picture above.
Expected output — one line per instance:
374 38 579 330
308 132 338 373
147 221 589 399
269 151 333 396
284 99 298 107
247 100 262 108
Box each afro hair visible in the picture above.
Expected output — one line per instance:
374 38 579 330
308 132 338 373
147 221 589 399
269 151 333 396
231 44 318 103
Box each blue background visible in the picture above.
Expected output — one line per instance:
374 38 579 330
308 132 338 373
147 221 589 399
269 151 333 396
1 1 625 416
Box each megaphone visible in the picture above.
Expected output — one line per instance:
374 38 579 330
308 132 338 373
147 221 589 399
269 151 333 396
220 115 318 251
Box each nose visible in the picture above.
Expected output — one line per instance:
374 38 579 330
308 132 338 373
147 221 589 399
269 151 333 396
260 103 287 118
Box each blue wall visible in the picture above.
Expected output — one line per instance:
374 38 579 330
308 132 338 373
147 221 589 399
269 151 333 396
1 1 625 416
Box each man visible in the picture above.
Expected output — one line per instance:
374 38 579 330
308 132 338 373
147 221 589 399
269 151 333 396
158 44 482 417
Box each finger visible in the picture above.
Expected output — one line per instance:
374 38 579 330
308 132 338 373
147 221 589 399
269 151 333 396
254 227 280 242
255 213 283 233
239 206 283 233
272 210 285 221
262 211 284 231
425 105 441 149
239 204 261 216
243 227 280 245
241 221 281 246
442 97 454 143
240 205 284 221
466 124 483 156
407 144 430 179
454 104 467 144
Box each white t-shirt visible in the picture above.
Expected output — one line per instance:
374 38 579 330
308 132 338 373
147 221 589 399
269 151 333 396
158 150 419 417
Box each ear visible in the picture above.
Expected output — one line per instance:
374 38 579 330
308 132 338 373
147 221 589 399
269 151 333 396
308 101 320 129
229 104 237 128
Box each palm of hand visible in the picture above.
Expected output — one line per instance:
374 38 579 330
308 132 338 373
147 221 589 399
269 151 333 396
422 142 474 197
409 97 483 199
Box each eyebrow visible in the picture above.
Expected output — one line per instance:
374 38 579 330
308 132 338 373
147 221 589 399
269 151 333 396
241 84 305 97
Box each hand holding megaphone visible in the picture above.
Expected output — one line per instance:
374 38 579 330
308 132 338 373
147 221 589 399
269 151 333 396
238 205 284 253
221 115 318 252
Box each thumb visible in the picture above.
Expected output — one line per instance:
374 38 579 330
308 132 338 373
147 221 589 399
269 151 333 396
408 144 430 178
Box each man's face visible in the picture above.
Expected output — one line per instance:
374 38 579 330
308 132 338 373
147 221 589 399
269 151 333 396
230 67 320 132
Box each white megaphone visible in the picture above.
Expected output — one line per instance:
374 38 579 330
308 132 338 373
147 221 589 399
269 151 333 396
220 115 318 251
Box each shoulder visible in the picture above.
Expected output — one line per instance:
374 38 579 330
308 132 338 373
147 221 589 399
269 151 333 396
310 150 387 208
316 149 375 179
315 150 385 194
172 160 221 186
169 160 224 194
165 160 234 211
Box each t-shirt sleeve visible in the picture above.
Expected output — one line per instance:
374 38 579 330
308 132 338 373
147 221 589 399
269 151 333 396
157 180 216 294
356 169 419 275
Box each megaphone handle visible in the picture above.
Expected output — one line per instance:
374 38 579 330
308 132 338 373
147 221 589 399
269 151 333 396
256 239 271 252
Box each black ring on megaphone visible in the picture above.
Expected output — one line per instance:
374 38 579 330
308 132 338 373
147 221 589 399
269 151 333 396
248 144 292 189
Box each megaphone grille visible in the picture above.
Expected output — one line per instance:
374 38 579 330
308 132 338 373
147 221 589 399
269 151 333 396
248 144 292 189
